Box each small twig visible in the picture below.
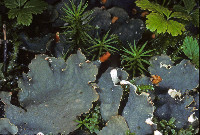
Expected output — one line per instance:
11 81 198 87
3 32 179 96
3 24 7 72
3 24 6 40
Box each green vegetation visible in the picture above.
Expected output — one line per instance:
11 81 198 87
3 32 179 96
150 0 180 7
173 0 199 27
178 125 195 135
154 117 196 135
125 129 136 135
136 84 154 94
154 117 177 135
0 27 22 92
0 0 199 134
4 0 48 26
149 32 187 59
0 63 4 79
6 33 22 72
86 31 119 60
182 36 199 68
75 105 103 134
61 0 93 58
121 41 154 76
136 0 192 36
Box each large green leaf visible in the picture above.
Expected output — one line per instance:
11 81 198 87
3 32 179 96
167 20 185 36
8 9 32 26
17 10 33 26
5 0 47 26
182 36 199 67
4 0 27 9
146 13 167 34
136 0 193 36
146 13 185 36
135 0 159 12
7 8 20 19
135 0 171 16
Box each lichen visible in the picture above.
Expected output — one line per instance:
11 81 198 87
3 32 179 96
2 50 99 134
148 54 199 94
97 115 129 135
154 93 194 129
97 68 128 121
122 83 155 134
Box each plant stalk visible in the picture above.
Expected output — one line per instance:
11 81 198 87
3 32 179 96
3 24 7 72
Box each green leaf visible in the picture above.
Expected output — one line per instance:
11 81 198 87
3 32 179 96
74 120 83 124
24 0 48 14
141 59 151 65
168 117 176 125
190 9 199 27
138 60 147 71
4 0 27 9
170 12 192 21
146 13 168 34
160 122 165 128
173 5 187 13
141 49 154 55
135 0 154 10
171 129 176 134
17 10 33 26
135 0 171 17
183 0 196 13
138 42 147 54
182 36 199 67
8 8 33 26
5 0 47 26
146 13 186 36
161 7 172 18
8 8 21 19
76 123 82 128
173 0 199 27
136 0 189 36
167 20 185 36
135 0 159 13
